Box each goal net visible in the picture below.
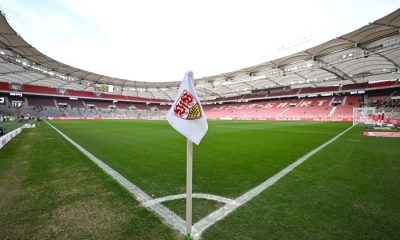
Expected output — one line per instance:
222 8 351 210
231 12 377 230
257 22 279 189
352 107 376 126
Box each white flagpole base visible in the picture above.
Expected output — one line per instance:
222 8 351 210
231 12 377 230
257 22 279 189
186 139 193 237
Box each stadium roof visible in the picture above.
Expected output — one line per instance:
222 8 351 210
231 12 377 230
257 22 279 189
0 8 400 100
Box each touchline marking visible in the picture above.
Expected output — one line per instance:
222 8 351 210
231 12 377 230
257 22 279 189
191 124 355 239
144 193 235 207
45 121 186 235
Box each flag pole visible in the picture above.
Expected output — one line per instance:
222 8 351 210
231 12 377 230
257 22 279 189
185 138 193 240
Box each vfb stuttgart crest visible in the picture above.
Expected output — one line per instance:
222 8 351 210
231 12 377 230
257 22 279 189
173 90 202 120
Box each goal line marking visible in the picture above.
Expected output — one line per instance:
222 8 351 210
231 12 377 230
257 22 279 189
191 124 355 239
46 121 187 235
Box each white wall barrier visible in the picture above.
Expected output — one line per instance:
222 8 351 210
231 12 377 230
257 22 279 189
0 124 28 150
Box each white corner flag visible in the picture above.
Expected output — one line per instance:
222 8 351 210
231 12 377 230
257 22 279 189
167 71 208 145
167 71 208 240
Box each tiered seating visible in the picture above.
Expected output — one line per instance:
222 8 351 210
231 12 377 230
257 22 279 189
341 83 367 90
332 106 353 117
369 95 389 103
205 98 304 118
268 89 298 97
346 95 362 106
368 90 400 110
102 93 129 101
280 97 333 117
23 85 58 95
215 95 243 101
332 95 345 102
2 79 398 122
204 102 258 118
331 95 362 118
67 89 97 98
0 81 384 106
240 92 268 100
368 80 399 89
132 103 149 110
84 100 113 108
204 95 363 120
27 96 55 106
300 86 338 94
115 102 132 109
126 95 165 103
247 99 298 116
153 105 170 111
56 98 85 108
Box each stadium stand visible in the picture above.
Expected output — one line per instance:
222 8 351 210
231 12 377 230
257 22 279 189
368 80 399 89
22 85 58 95
279 97 333 118
268 89 299 97
115 102 132 109
27 96 56 107
331 95 362 118
342 83 368 91
83 99 113 108
66 89 97 98
204 95 358 120
55 98 85 108
1 82 399 121
299 86 339 94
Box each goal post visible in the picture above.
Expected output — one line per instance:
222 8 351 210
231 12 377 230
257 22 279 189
352 107 376 126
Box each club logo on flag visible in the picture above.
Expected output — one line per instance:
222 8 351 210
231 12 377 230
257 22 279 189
167 71 208 145
173 90 202 120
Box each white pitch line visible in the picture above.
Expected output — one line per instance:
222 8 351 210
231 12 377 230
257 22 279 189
144 193 235 207
191 124 355 239
45 121 186 235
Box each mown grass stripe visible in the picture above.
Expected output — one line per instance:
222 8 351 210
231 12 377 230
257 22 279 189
45 121 187 235
192 124 355 239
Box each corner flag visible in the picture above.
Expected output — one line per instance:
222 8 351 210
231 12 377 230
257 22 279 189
167 71 208 145
166 71 208 240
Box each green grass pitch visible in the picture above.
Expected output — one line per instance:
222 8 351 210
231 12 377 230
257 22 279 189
0 121 25 132
0 120 399 239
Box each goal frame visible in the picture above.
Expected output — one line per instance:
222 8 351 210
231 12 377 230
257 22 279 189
352 107 376 126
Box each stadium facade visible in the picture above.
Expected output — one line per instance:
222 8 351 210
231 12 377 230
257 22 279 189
0 9 399 122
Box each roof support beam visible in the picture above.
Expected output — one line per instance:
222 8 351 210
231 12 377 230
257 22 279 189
315 58 356 83
304 50 355 83
241 81 253 88
59 71 95 89
370 22 399 29
199 87 223 98
264 77 281 87
0 69 28 76
339 36 400 70
25 76 52 84
160 89 172 100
